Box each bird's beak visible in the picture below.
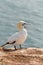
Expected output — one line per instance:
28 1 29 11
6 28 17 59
24 23 31 28
26 23 31 25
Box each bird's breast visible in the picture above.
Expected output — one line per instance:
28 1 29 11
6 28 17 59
16 30 27 44
16 35 26 44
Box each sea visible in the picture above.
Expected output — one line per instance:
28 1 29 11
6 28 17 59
0 0 43 48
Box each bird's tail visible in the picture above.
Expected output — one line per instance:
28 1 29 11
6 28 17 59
1 42 9 47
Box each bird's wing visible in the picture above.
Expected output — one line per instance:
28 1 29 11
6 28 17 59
8 32 22 43
1 32 21 47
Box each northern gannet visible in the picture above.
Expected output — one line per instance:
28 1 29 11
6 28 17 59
1 21 28 50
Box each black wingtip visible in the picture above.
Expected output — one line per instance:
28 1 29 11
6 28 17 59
1 42 9 47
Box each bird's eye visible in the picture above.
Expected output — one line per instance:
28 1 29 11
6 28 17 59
22 23 26 26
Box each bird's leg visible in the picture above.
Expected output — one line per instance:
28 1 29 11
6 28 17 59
19 44 22 49
14 45 16 50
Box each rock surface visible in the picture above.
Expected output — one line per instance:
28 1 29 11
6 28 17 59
0 47 43 65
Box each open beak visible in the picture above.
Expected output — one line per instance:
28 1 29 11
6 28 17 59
26 23 31 25
24 23 31 28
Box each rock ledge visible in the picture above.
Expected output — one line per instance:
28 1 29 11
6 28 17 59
0 47 43 65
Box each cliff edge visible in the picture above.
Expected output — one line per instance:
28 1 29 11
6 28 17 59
0 47 43 65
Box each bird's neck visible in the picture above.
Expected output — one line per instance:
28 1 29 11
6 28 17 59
19 27 27 32
19 28 28 37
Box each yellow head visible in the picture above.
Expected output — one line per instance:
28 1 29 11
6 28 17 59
17 21 26 31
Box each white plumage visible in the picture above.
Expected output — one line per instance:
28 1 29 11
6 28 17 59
8 28 27 45
1 21 28 49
